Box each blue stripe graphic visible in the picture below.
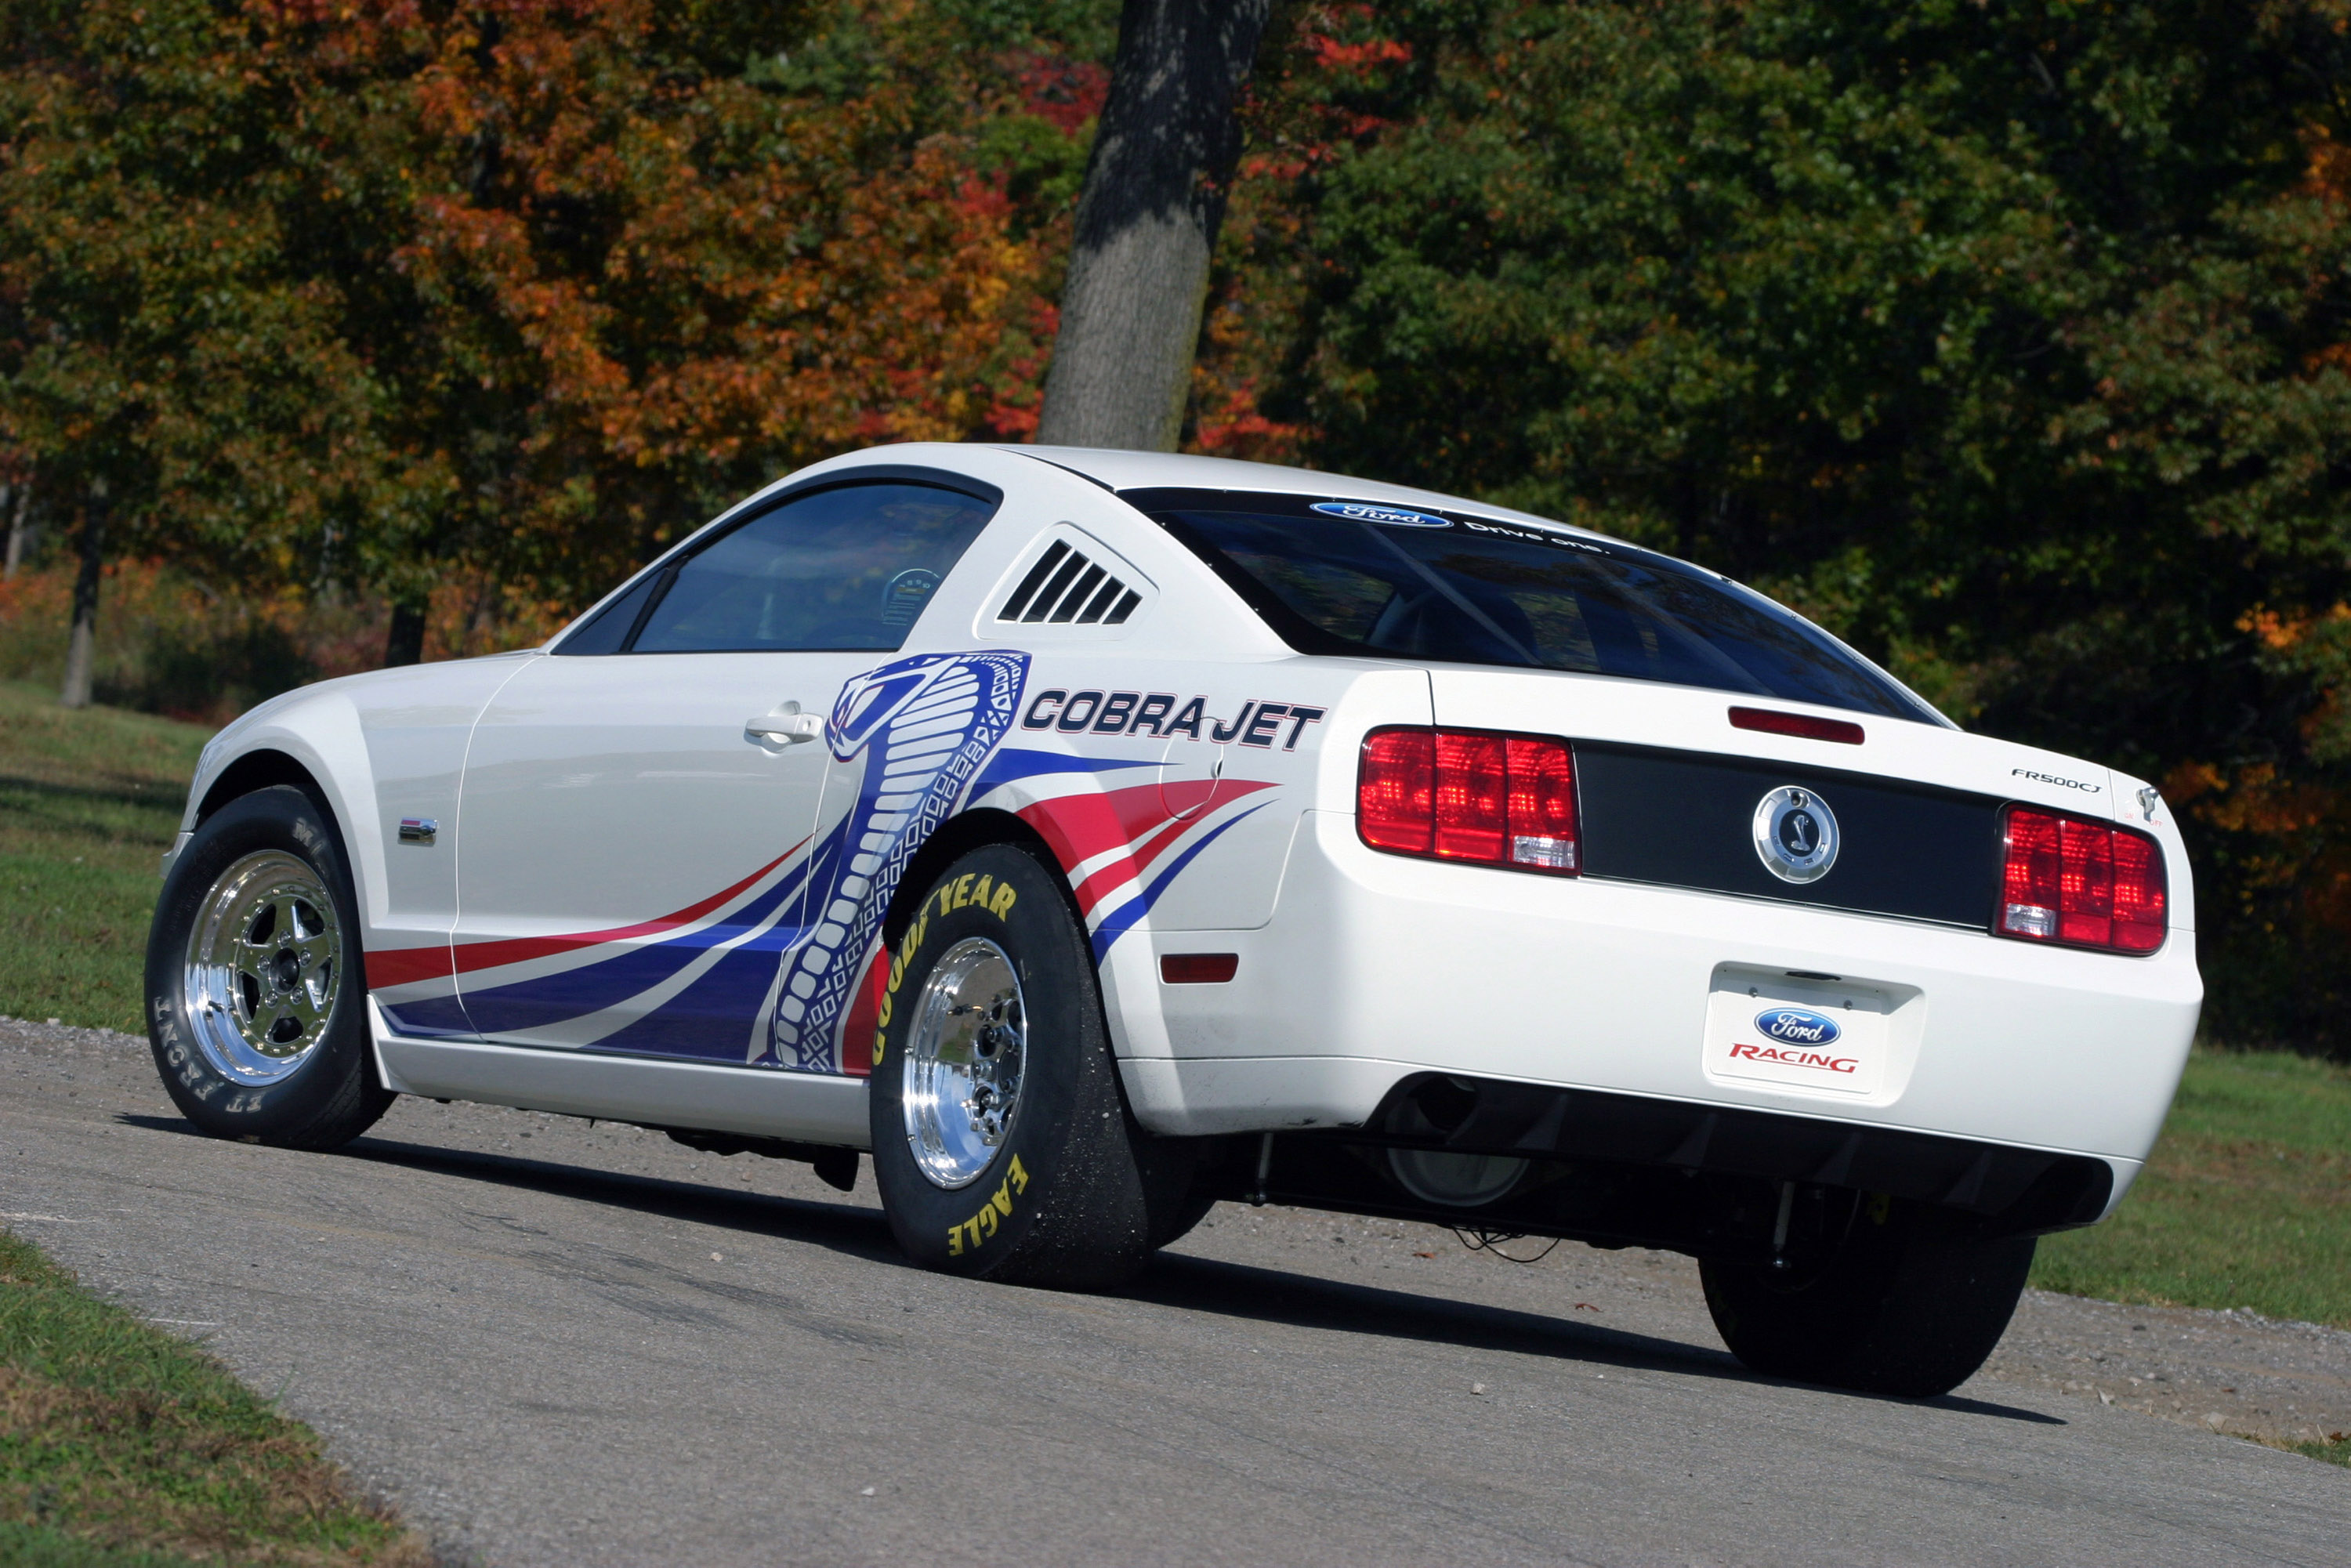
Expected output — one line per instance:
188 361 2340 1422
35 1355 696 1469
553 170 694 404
1087 803 1270 964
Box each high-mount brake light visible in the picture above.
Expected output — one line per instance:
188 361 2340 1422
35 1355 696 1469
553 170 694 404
1358 727 1578 875
1998 806 2167 954
1729 706 1866 745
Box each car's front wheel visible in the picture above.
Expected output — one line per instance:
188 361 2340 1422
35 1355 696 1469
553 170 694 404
866 842 1188 1288
1700 1199 2035 1398
145 784 394 1149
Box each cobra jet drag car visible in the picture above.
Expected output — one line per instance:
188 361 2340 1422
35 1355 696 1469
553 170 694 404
146 444 2200 1396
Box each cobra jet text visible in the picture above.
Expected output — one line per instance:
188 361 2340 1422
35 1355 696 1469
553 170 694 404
1022 690 1327 749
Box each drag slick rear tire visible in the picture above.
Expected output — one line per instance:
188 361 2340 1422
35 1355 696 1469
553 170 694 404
145 785 394 1149
1701 1200 2035 1398
867 843 1186 1289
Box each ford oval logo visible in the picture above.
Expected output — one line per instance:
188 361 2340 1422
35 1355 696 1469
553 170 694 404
1755 1007 1842 1046
1310 500 1452 529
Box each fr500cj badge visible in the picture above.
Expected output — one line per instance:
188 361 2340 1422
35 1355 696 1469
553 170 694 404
147 443 2198 1400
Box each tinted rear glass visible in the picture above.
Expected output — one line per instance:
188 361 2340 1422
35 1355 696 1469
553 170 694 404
1132 490 1934 722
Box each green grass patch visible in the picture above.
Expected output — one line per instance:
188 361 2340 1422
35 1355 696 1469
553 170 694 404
0 1229 426 1565
2283 1434 2351 1468
2033 1049 2351 1328
0 679 211 1032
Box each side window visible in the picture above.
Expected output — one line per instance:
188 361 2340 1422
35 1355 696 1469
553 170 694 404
551 570 661 656
630 483 995 654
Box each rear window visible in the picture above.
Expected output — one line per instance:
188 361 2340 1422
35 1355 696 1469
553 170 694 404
1130 490 1936 722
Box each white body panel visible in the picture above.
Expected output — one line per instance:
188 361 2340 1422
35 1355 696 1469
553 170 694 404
175 443 2200 1222
1133 809 2189 1187
451 650 859 1052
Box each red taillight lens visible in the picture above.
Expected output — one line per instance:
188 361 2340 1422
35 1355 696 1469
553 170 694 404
1434 731 1507 860
2109 829 2167 952
1505 737 1578 870
1359 728 1435 854
1358 727 1578 875
1998 806 2166 954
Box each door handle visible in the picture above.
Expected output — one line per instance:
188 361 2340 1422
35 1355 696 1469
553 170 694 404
746 704 823 744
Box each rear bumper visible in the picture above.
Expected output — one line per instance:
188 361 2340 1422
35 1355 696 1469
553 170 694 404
1122 809 2200 1217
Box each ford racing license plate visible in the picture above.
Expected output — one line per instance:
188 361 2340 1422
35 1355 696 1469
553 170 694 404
1703 975 1893 1098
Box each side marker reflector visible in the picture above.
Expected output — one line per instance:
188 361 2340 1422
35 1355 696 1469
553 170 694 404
1161 953 1240 984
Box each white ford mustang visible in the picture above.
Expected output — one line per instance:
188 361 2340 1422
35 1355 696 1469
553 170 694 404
147 444 2200 1396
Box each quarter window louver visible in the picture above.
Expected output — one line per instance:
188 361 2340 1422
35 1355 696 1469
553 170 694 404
998 540 1142 625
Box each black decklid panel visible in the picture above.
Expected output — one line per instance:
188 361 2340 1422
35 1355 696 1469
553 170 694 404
1574 743 2001 928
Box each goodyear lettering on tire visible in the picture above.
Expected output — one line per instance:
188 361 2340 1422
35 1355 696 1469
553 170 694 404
871 874 1017 1066
945 1153 1031 1256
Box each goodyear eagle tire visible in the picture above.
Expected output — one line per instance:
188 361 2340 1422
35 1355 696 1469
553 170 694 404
868 843 1185 1288
144 785 394 1149
1700 1200 2035 1398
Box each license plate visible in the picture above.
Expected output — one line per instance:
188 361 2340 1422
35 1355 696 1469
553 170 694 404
1703 974 1893 1097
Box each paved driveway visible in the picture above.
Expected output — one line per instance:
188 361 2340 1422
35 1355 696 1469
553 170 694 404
4 1019 2343 1566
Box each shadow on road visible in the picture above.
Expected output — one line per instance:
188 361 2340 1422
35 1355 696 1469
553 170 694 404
117 1110 2065 1426
117 1113 899 1256
1133 1249 2063 1425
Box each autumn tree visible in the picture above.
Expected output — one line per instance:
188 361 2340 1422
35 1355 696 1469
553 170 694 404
0 0 409 702
0 0 1107 672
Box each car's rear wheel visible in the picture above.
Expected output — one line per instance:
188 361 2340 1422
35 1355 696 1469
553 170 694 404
1700 1199 2035 1398
145 785 394 1149
867 842 1187 1288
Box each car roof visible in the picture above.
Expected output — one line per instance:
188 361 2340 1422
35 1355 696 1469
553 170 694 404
993 446 1621 548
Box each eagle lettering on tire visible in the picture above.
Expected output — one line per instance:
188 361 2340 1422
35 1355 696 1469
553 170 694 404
866 843 1186 1287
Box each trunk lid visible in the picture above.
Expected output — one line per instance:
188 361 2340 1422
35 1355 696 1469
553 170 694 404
1428 666 2127 933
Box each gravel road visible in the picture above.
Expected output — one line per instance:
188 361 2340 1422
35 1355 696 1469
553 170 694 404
4 1016 2344 1566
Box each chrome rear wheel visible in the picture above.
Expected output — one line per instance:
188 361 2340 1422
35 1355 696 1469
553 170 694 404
901 936 1027 1189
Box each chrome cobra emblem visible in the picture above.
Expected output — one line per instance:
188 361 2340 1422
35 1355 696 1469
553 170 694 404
1753 785 1839 885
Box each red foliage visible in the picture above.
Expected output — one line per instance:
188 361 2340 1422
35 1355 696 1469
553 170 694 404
1012 52 1110 136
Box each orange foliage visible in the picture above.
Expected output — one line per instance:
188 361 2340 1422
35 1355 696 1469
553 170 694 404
2305 125 2351 377
2164 758 2351 936
232 0 1063 601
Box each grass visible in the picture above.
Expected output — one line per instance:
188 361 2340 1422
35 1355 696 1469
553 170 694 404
2284 1434 2351 1468
0 1229 427 1566
0 679 211 1032
2032 1049 2351 1329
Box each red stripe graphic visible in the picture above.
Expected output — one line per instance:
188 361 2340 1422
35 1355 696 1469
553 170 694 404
1021 780 1276 921
368 836 810 990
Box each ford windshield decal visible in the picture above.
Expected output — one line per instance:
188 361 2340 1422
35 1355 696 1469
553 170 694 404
1310 501 1451 529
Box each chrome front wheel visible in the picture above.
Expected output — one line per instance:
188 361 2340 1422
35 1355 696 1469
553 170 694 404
183 849 345 1085
901 936 1027 1190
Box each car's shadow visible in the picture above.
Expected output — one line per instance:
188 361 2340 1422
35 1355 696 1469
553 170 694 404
118 1112 2063 1425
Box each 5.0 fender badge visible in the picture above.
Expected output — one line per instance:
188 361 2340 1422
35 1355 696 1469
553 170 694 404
1753 786 1838 884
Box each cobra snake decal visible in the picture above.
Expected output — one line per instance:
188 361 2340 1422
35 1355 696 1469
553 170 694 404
766 650 1030 1071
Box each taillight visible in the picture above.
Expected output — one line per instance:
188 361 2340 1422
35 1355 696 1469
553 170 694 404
1998 806 2167 954
1358 727 1578 875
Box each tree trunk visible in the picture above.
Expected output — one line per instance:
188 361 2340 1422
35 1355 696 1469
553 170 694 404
1034 0 1271 452
60 482 106 709
1 482 22 579
385 599 428 667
